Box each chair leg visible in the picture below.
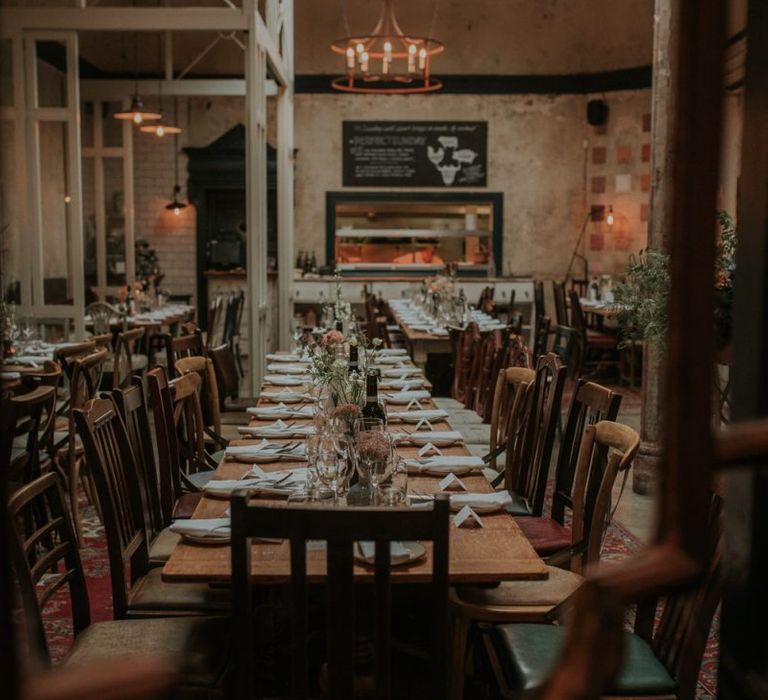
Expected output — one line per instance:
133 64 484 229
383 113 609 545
449 614 471 700
69 455 83 546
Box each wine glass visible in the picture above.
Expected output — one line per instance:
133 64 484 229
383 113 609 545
378 457 408 506
354 423 393 494
315 440 351 503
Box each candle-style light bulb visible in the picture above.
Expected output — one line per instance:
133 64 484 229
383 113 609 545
606 206 615 226
356 42 365 54
156 125 165 137
418 47 427 70
382 56 389 75
408 44 417 72
133 112 142 124
384 40 392 63
360 51 369 72
174 206 180 216
346 46 355 69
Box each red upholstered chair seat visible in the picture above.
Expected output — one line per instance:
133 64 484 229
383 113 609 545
514 517 572 556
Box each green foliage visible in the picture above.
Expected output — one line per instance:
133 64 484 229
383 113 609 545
135 238 161 281
614 211 737 350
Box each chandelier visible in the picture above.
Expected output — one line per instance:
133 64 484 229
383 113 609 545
331 0 444 94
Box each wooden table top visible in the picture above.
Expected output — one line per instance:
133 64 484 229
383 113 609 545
162 359 547 585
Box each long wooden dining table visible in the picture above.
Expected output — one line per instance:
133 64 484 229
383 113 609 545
162 351 547 586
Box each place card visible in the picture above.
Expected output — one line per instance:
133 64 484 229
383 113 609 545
406 398 424 410
418 442 442 457
414 418 434 432
439 473 467 492
454 505 484 528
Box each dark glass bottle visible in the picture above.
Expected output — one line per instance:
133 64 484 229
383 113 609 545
310 251 318 273
361 371 386 426
348 344 359 375
335 319 343 332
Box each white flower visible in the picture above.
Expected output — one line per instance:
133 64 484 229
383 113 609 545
372 338 383 347
349 336 358 347
333 359 347 369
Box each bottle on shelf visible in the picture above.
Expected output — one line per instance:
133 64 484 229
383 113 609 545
296 250 305 270
348 344 359 375
361 370 387 426
310 251 318 273
303 253 312 276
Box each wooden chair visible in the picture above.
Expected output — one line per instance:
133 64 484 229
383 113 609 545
85 301 125 335
105 326 147 388
146 367 212 513
472 330 503 415
552 281 569 326
482 491 721 700
208 343 253 420
551 324 582 380
57 348 109 544
206 293 225 350
230 494 451 699
532 315 550 360
111 380 181 564
569 290 619 377
74 396 229 618
175 354 233 449
18 362 62 475
532 280 545 324
163 325 204 376
505 353 566 517
452 322 481 404
52 340 97 416
6 472 229 695
449 420 639 699
486 367 536 473
0 385 56 486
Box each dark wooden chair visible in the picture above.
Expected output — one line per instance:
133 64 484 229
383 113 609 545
449 420 639 700
551 324 582 380
532 315 550 360
452 322 481 404
552 281 569 327
230 494 451 699
208 343 253 421
486 367 536 474
472 330 503 416
532 280 545 323
105 326 147 388
7 472 229 695
163 325 204 376
0 385 56 486
568 290 619 377
206 293 225 350
482 492 722 700
74 396 229 618
505 352 566 517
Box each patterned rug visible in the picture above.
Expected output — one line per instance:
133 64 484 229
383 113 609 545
42 503 718 698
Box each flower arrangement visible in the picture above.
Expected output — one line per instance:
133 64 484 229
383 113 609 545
357 430 391 464
427 274 454 296
322 273 353 330
614 210 737 351
331 402 362 434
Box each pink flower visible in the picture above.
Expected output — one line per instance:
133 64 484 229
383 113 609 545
332 403 361 420
358 431 391 463
321 330 344 347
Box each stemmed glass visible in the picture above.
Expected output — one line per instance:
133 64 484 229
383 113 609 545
315 435 352 503
354 418 394 496
378 457 408 506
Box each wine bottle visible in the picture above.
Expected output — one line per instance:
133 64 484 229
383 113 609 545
335 319 343 332
361 371 386 426
348 344 359 375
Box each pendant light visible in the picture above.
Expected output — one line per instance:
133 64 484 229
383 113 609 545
165 99 187 216
140 37 182 137
114 30 161 124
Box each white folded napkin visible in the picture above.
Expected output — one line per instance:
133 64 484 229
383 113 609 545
380 379 424 390
454 506 484 528
356 541 411 564
225 441 307 462
238 420 315 438
258 391 315 403
449 492 513 509
266 353 306 363
377 348 408 356
381 367 422 378
263 374 306 386
247 402 314 419
10 356 44 366
375 356 409 365
266 363 312 374
0 371 21 380
394 431 463 447
388 409 448 422
405 456 485 474
381 390 431 404
170 518 231 540
203 476 304 498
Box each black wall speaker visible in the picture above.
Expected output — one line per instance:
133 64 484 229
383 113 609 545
587 100 609 126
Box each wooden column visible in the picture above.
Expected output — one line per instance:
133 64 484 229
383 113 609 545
632 0 681 494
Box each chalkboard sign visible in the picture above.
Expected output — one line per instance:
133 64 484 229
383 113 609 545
343 121 487 187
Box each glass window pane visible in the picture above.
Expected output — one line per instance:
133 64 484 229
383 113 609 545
0 120 20 302
36 41 67 108
38 121 73 305
102 102 124 147
82 157 97 290
81 101 94 148
104 157 126 286
0 39 13 108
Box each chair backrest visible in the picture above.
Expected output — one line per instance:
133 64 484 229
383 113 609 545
568 289 589 352
230 495 451 700
0 385 56 483
164 326 204 375
66 349 109 453
86 301 125 335
175 354 222 436
112 326 146 388
206 294 223 349
511 352 566 516
488 367 536 473
74 396 151 619
552 380 622 526
637 493 723 700
7 472 91 664
53 340 97 382
112 380 165 536
552 281 569 326
551 324 582 379
507 310 524 336
533 279 545 321
471 329 503 413
222 291 244 346
533 315 550 360
451 322 481 403
568 420 639 571
146 367 183 523
20 361 62 459
209 343 241 406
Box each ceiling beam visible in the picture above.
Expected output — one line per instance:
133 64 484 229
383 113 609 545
79 78 279 99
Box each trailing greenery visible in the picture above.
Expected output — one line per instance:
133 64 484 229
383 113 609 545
614 211 737 350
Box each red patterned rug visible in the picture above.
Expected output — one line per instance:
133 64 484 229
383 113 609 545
43 502 718 698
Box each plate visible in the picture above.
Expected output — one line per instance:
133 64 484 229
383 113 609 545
181 533 230 545
353 541 426 567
